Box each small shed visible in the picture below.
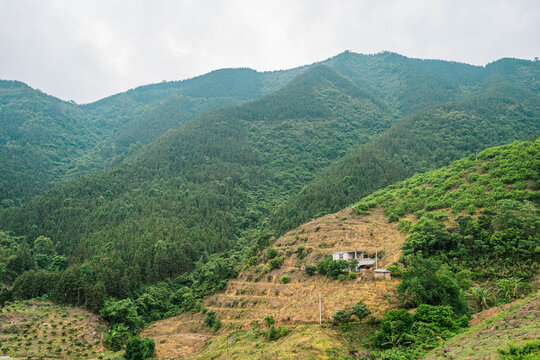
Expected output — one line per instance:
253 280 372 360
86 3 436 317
374 269 391 279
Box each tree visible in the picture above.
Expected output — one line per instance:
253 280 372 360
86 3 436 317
33 236 54 256
125 337 155 360
398 258 467 313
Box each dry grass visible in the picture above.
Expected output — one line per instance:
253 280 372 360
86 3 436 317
144 207 408 359
0 300 118 359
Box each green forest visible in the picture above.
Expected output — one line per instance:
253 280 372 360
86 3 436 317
0 51 539 358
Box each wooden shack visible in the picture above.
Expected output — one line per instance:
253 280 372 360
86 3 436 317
374 269 391 279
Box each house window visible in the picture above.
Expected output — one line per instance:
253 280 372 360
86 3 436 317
339 254 343 259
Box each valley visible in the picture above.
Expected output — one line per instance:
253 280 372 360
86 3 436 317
0 51 538 359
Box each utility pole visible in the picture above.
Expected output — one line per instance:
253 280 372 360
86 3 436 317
319 291 322 325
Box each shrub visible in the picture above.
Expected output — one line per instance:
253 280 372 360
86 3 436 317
348 272 357 280
264 315 275 327
332 310 351 324
497 338 540 359
305 265 316 276
387 264 403 277
103 323 131 351
295 246 306 259
350 300 370 320
266 325 280 341
280 276 290 284
269 257 284 269
204 311 218 328
124 337 155 360
267 248 278 260
337 274 346 281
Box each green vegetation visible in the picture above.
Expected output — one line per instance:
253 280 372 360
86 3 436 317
426 291 539 359
332 300 371 324
272 84 540 233
498 338 540 360
1 66 391 308
1 52 539 359
124 336 155 360
354 139 539 282
317 255 349 279
373 304 467 358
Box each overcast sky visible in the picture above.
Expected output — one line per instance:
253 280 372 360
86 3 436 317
1 0 538 103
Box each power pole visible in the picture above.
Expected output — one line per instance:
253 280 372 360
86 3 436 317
319 291 322 325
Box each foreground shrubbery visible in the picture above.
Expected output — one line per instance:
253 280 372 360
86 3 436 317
373 304 468 357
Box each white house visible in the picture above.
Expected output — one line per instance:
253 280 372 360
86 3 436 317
332 251 375 268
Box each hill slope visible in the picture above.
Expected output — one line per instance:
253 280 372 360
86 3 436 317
142 139 539 359
426 292 539 359
0 68 302 205
271 84 540 233
0 65 393 299
0 80 103 205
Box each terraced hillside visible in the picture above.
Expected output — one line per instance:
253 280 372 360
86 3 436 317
142 208 407 358
426 292 539 359
0 300 117 359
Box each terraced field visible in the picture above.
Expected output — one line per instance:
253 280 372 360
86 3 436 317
0 300 118 359
143 207 408 359
426 292 540 360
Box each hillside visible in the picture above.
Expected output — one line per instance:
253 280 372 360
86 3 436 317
0 300 117 359
142 207 406 359
271 83 540 233
426 292 539 359
0 80 103 205
0 68 302 205
3 51 538 207
0 65 393 301
141 139 539 359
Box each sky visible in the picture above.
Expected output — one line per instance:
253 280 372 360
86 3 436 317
1 0 538 104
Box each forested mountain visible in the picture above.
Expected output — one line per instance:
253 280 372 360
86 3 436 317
0 80 103 205
271 83 540 232
1 52 539 358
0 68 303 205
2 51 537 208
0 65 393 299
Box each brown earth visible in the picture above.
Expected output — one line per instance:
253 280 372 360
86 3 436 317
143 207 409 359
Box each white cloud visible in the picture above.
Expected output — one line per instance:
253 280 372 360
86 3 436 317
0 0 538 103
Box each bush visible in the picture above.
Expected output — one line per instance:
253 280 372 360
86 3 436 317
264 315 275 327
102 323 131 351
124 337 155 360
269 257 284 269
387 264 403 277
337 274 346 281
280 276 290 284
497 338 540 359
266 325 280 341
295 246 306 258
348 272 357 280
305 265 316 276
332 310 351 324
267 248 278 260
317 257 349 279
204 311 218 328
397 258 467 314
350 301 370 320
